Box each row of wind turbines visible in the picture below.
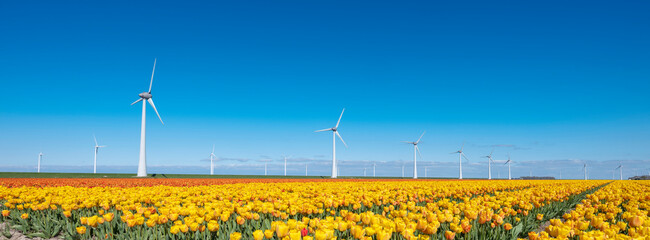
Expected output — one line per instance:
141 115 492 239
34 59 641 180
312 108 520 179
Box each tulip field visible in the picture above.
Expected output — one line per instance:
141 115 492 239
0 179 648 240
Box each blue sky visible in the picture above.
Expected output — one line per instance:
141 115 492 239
1 0 649 179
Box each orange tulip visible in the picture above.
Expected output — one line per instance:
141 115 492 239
444 230 455 240
504 223 512 231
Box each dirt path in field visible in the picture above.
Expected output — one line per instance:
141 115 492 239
0 223 63 240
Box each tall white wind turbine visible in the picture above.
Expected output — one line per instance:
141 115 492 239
402 131 425 179
504 154 512 180
615 162 623 180
37 152 43 173
373 162 376 177
93 135 106 174
130 59 164 177
209 145 216 175
482 149 495 179
451 142 469 179
315 108 347 178
583 163 588 180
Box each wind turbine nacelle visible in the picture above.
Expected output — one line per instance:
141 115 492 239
139 92 152 99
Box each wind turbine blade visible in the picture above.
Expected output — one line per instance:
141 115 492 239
130 98 143 105
149 58 156 93
504 160 510 165
98 145 107 148
461 141 465 151
416 131 426 143
335 108 345 128
336 131 348 148
401 141 414 144
93 134 98 146
449 151 458 154
212 144 215 154
489 148 494 156
416 146 423 160
462 153 469 161
147 98 164 124
314 128 332 132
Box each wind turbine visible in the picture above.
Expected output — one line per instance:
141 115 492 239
482 149 495 179
583 163 588 180
402 131 425 179
93 135 106 174
315 108 347 178
37 152 43 173
282 155 290 176
209 145 216 175
401 164 405 178
363 167 367 177
424 166 429 178
305 164 308 176
130 58 164 177
451 142 469 179
504 154 512 180
615 162 623 180
373 162 376 177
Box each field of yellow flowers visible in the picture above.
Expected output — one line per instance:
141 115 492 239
0 178 645 240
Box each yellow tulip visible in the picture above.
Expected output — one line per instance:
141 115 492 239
230 232 242 240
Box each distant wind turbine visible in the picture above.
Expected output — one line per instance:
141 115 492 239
37 152 43 173
209 145 216 175
305 164 308 176
93 135 106 174
583 163 588 180
451 142 469 179
402 131 425 179
504 154 512 180
373 162 376 177
482 149 495 180
401 164 404 178
130 59 164 177
615 162 623 180
363 167 367 177
424 166 429 178
315 108 347 178
282 155 291 176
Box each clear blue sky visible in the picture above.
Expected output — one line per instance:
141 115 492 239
1 0 649 179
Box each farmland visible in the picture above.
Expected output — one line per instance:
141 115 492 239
0 179 648 239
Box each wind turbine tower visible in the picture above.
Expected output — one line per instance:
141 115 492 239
37 152 43 173
209 145 216 175
93 135 106 174
482 149 494 179
451 142 469 179
315 109 347 178
615 163 623 180
504 154 512 180
130 59 164 177
402 131 425 179
373 162 376 177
